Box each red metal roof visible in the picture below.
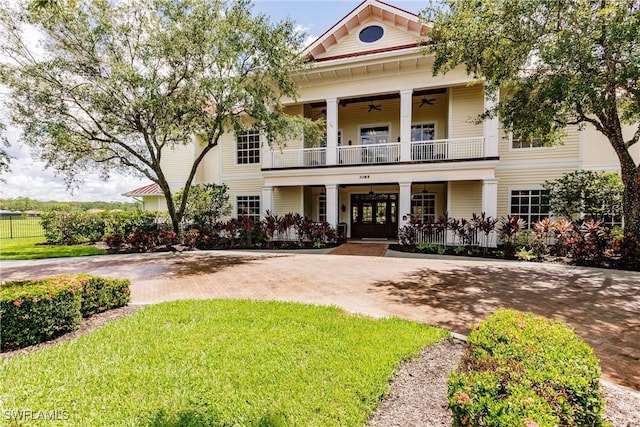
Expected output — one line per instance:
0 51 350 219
122 183 164 197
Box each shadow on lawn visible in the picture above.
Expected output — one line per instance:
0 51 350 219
146 409 287 427
370 264 640 390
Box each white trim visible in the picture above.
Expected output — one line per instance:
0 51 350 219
497 160 580 170
356 22 387 46
410 122 437 142
506 187 552 225
358 123 392 145
583 165 622 172
235 129 262 166
410 191 438 221
507 131 555 152
235 194 261 219
447 88 453 139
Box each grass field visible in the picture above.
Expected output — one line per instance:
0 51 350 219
0 237 106 260
1 300 448 426
0 216 44 239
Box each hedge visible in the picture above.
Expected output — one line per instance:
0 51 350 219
0 275 130 351
448 309 608 427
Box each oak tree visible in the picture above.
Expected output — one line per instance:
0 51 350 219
0 0 319 232
423 0 640 233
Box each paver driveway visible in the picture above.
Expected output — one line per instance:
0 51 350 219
2 250 639 390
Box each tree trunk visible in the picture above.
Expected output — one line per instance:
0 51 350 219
621 167 640 235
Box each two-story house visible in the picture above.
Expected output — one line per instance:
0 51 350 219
124 0 639 240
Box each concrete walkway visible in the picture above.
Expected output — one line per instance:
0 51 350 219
2 250 639 390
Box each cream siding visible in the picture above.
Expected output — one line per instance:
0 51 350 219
142 196 160 211
498 125 581 162
581 123 640 169
495 167 576 219
201 144 221 185
273 186 303 215
316 19 420 60
449 85 484 139
159 144 194 190
226 178 264 219
448 181 482 218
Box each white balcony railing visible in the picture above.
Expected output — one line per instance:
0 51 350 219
267 137 485 168
411 137 484 161
272 147 326 168
337 142 400 165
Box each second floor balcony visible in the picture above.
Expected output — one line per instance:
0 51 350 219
268 137 486 169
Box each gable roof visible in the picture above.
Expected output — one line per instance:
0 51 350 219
303 0 430 62
122 183 164 197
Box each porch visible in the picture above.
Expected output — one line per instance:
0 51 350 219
262 179 499 243
270 137 485 168
263 83 499 171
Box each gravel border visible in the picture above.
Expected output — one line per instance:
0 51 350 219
367 338 640 427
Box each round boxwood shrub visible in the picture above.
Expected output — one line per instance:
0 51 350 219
448 309 608 426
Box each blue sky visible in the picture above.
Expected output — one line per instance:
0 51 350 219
1 0 426 202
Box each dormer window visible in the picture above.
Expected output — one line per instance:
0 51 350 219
359 25 384 43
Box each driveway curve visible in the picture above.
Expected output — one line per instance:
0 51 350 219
2 250 639 390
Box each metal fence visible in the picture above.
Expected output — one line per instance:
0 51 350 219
0 216 44 239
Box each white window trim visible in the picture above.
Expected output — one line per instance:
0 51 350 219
507 186 552 226
507 131 555 152
235 129 262 166
318 193 327 222
356 23 386 46
235 194 261 220
358 123 392 145
411 192 438 221
410 122 438 142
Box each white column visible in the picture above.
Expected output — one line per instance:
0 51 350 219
400 89 413 162
481 179 498 219
399 182 412 229
261 186 274 219
326 98 338 165
483 85 499 158
261 133 273 169
326 184 338 228
482 179 499 247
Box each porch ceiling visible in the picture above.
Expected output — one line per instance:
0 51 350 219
308 87 447 109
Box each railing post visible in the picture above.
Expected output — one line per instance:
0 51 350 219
10 216 13 239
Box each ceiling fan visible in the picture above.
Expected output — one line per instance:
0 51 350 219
418 97 436 108
367 103 382 112
312 108 326 119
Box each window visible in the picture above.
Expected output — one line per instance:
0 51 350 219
411 123 436 142
511 136 546 149
411 193 436 222
360 126 389 144
510 189 550 227
237 196 261 221
359 25 384 43
318 193 326 222
236 130 260 164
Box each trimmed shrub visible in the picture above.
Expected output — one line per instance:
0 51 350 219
1 275 130 351
448 309 608 427
0 276 83 350
76 275 131 317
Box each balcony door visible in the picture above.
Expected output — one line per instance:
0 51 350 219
351 193 398 239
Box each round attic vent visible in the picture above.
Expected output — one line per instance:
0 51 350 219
358 25 384 43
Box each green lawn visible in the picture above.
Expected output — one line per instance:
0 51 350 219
0 237 106 260
1 300 448 426
0 217 44 239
